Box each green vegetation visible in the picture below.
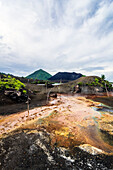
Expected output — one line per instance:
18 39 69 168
0 72 6 76
23 90 27 94
76 76 112 91
31 80 45 84
0 75 26 92
95 78 99 83
101 74 105 80
82 75 86 77
26 69 52 80
78 82 83 86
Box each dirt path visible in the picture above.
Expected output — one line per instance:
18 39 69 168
0 95 98 135
0 95 113 154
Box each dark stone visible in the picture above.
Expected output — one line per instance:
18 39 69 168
0 130 113 170
50 93 57 98
4 89 28 103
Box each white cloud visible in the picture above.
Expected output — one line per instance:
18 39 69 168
0 0 113 80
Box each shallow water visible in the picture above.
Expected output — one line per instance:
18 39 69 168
97 107 113 114
91 104 113 147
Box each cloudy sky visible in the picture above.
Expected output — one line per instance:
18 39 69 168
0 0 113 80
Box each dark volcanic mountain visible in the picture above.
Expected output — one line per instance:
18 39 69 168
26 69 52 80
48 72 83 82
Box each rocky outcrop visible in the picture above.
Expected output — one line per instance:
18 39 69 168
80 86 103 94
4 89 28 103
0 129 113 170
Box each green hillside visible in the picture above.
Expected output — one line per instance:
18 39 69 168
0 75 26 93
58 76 113 93
26 69 52 80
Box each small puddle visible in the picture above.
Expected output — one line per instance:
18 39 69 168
92 103 113 114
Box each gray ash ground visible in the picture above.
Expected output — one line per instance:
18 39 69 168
0 129 113 170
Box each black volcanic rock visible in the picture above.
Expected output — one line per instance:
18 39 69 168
0 130 113 170
49 72 82 82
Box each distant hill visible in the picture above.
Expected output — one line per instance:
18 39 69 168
48 72 83 82
26 69 52 80
0 72 34 83
64 76 113 91
51 76 113 94
60 76 106 88
0 72 5 75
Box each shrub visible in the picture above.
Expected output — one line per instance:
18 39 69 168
0 76 26 91
78 82 83 86
91 81 96 85
23 90 27 94
101 74 105 80
95 78 99 83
